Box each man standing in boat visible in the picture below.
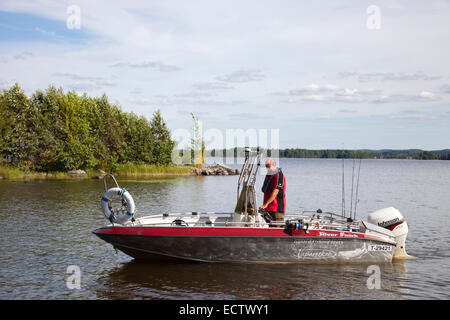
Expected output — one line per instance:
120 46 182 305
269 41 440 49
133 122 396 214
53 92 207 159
259 158 286 226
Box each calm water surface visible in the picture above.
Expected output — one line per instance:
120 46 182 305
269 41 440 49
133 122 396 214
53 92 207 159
1 158 449 299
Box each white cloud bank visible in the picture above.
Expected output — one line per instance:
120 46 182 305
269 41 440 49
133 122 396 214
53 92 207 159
0 0 449 149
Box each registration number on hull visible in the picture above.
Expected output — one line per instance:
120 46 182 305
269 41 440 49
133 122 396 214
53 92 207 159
368 244 393 252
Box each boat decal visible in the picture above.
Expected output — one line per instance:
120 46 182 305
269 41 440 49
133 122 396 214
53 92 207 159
386 221 404 231
368 244 393 251
297 249 337 259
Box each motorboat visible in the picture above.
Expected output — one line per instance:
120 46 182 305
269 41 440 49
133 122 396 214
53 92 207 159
93 148 409 263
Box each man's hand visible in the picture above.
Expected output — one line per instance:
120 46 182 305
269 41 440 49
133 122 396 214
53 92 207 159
260 189 279 211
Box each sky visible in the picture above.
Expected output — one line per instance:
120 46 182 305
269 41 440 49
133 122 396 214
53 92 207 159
0 0 449 150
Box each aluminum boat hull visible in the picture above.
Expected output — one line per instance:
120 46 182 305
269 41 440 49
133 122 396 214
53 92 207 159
93 226 395 263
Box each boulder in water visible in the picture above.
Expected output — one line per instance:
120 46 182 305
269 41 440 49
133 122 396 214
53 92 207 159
195 164 239 176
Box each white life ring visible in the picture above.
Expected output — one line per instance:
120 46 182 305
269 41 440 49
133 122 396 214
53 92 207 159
101 187 135 224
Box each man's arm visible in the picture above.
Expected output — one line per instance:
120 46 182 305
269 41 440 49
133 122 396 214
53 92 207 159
260 189 279 209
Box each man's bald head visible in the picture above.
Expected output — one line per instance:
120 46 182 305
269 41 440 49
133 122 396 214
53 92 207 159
265 158 276 166
265 158 277 172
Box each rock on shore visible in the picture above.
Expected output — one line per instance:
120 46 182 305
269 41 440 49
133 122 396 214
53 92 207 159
67 169 87 178
194 164 240 176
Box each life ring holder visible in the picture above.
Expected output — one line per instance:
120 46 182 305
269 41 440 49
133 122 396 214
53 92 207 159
101 174 135 224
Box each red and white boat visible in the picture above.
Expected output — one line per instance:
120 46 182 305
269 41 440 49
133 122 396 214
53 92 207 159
93 148 409 263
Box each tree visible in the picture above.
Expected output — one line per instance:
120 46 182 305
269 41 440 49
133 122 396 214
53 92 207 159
149 110 175 165
0 84 177 172
190 112 205 166
0 84 37 168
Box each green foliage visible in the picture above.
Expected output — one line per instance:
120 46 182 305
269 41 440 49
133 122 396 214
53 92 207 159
417 151 439 160
441 153 450 160
0 84 176 172
115 163 193 175
0 84 37 169
279 148 372 159
150 110 175 165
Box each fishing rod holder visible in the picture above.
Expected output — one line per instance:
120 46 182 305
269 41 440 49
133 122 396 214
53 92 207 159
234 147 261 216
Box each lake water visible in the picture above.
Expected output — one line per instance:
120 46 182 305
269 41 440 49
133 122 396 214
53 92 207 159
1 158 449 299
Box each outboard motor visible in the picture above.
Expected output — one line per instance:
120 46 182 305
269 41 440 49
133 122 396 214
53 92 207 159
367 207 409 259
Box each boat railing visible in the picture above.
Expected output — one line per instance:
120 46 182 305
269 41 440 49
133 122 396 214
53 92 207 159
146 211 353 223
293 210 352 222
132 217 363 232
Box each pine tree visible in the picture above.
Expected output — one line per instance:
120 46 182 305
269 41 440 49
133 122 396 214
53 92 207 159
150 110 175 165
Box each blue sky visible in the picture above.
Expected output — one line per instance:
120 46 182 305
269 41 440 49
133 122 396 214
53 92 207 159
0 0 449 150
0 11 92 42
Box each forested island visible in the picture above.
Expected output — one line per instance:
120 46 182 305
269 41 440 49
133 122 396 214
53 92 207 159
1 84 448 180
0 84 188 180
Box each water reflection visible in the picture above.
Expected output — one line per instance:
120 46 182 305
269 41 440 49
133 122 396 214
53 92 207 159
96 260 409 300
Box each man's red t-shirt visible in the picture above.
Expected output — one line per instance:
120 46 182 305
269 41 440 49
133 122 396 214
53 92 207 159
263 172 286 213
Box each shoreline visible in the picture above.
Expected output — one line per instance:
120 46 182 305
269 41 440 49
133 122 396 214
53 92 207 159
0 158 446 181
0 163 240 181
0 165 197 181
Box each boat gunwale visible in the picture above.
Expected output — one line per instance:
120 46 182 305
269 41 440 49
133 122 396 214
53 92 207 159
93 225 396 245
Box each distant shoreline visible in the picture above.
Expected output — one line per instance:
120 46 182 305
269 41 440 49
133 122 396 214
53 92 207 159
208 148 450 161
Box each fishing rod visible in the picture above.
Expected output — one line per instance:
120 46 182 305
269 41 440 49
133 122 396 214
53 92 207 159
353 157 362 220
350 157 356 219
341 148 345 218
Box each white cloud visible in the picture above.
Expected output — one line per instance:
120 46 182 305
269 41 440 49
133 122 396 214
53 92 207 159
374 91 441 103
301 94 327 102
111 61 181 72
129 95 248 107
386 110 443 123
34 27 56 37
13 51 33 60
338 72 441 82
228 112 266 120
52 73 117 91
419 91 436 100
275 84 383 104
215 69 265 83
192 82 234 91
174 91 216 98
271 83 338 96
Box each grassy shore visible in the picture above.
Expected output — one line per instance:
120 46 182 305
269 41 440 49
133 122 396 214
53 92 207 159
0 166 78 180
0 164 196 181
114 164 195 177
